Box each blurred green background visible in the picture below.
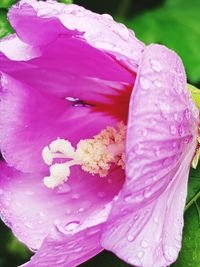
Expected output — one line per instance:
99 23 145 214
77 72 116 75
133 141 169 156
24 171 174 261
0 0 200 266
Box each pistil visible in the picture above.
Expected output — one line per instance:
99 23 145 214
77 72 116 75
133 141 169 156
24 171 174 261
42 122 126 188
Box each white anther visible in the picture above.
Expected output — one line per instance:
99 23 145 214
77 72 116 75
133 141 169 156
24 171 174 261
49 139 75 156
50 163 70 179
43 176 66 189
43 163 70 189
42 146 53 165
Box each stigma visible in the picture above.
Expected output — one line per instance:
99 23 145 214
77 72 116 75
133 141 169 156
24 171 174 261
42 122 126 188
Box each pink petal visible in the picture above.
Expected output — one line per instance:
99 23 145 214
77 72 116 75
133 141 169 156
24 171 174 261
0 162 124 254
0 34 40 60
20 212 106 267
101 44 199 267
9 0 144 64
0 73 118 172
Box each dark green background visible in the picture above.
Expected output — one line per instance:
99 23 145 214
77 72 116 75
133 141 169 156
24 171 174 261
0 0 200 266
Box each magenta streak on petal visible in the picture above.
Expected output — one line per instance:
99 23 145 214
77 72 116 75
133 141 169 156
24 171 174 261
101 44 199 267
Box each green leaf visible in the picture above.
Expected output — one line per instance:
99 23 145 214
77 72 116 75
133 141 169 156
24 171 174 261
172 202 200 267
0 9 14 39
188 84 200 110
0 0 16 8
171 164 200 267
125 0 200 83
58 0 73 4
186 165 200 211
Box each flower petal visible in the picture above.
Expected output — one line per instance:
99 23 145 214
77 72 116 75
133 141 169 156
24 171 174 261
0 73 118 172
20 210 107 267
8 0 144 64
0 162 124 252
0 34 40 60
101 44 199 267
0 27 136 105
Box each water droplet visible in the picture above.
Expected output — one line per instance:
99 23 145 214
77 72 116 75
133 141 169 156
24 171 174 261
24 190 33 196
154 148 161 157
118 23 130 40
24 222 34 229
65 221 80 231
175 234 182 241
137 251 144 258
127 234 134 242
153 80 162 87
178 125 185 136
102 13 113 20
65 208 71 215
183 135 192 144
173 113 179 121
170 125 177 135
162 158 172 167
72 10 85 17
135 144 144 155
107 178 113 184
72 193 80 199
134 214 139 221
150 59 162 72
98 191 105 198
140 77 150 90
172 141 177 148
153 217 159 223
1 76 8 86
143 188 152 198
141 129 148 137
184 108 191 120
86 228 100 236
78 207 84 213
164 246 177 261
56 258 65 264
141 240 148 248
55 183 71 194
158 102 170 119
151 119 157 126
124 194 132 203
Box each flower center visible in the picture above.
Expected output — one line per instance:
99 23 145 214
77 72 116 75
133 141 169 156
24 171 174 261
42 122 126 188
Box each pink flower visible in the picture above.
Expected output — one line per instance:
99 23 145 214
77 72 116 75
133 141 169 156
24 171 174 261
0 0 199 267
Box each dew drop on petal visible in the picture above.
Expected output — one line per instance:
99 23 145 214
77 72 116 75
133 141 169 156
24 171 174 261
137 251 144 258
127 234 134 242
141 240 148 248
154 148 161 157
98 191 105 198
143 188 152 198
102 13 113 20
72 193 80 199
169 125 177 135
153 217 159 224
184 108 191 120
72 10 85 17
55 183 71 194
153 80 162 88
140 77 150 90
135 144 144 155
65 221 80 231
178 125 185 136
150 59 162 72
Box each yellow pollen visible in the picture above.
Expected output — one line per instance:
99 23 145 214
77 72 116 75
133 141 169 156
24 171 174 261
42 122 126 188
